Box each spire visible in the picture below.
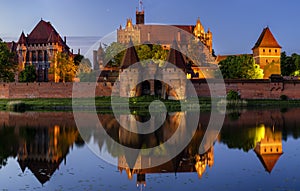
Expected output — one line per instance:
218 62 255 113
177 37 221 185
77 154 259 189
18 31 27 44
138 0 144 12
166 39 186 71
120 38 140 70
136 0 145 25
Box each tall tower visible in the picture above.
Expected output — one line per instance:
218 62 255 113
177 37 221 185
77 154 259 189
252 27 281 78
136 0 145 25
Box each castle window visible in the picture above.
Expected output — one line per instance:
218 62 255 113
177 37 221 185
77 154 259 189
266 59 268 63
269 49 271 53
275 49 278 53
263 49 265 53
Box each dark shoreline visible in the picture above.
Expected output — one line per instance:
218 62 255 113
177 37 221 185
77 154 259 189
2 96 300 112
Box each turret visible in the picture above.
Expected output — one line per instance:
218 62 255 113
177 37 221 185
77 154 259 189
136 0 145 25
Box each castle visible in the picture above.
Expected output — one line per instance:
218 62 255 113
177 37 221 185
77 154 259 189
117 4 213 53
12 19 72 82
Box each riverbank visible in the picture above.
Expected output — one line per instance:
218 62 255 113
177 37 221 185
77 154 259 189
1 96 300 112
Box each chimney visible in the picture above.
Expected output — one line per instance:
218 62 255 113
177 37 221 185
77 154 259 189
64 36 67 43
78 49 81 55
71 49 73 54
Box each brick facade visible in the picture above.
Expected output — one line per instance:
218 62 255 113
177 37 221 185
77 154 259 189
0 79 300 99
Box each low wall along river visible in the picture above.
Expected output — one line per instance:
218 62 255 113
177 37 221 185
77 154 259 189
0 79 300 99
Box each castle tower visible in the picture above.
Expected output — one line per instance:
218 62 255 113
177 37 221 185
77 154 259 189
16 32 27 71
136 0 145 25
119 39 142 97
193 18 213 53
252 27 281 79
163 40 187 100
193 18 205 38
206 28 213 53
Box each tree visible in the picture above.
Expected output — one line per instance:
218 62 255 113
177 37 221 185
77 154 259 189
218 55 263 79
0 39 18 82
136 44 168 66
281 52 300 76
77 58 98 82
51 52 77 82
19 65 36 82
104 42 126 67
74 54 84 66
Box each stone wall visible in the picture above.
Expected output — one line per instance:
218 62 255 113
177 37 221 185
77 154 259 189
0 80 300 100
0 82 113 99
192 79 300 100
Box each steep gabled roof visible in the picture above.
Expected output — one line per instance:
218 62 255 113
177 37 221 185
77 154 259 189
252 27 281 49
166 39 186 71
120 39 140 69
6 41 17 52
27 20 56 44
26 19 67 48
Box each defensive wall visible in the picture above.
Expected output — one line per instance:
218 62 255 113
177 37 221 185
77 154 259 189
0 79 300 99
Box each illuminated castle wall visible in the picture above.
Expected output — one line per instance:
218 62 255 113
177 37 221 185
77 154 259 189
117 6 213 53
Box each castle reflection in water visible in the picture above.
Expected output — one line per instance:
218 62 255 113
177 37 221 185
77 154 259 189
0 108 298 186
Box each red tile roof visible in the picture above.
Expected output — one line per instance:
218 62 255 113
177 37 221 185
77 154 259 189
172 25 194 34
27 20 57 44
18 32 27 44
166 40 186 70
121 39 140 69
252 27 281 49
17 19 70 51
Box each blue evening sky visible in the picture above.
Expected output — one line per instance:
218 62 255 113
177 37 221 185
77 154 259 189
0 0 299 55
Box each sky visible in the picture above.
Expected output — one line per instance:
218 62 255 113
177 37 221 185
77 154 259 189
0 0 299 55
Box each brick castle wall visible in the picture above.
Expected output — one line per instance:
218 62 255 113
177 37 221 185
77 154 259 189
0 80 300 99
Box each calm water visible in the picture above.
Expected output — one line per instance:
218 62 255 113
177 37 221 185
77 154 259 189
0 108 300 191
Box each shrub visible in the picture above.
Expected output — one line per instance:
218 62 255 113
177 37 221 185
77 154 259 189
280 94 288 101
227 90 240 100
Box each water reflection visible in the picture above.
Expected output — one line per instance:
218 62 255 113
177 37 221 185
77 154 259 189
0 108 300 190
253 125 283 173
0 112 82 185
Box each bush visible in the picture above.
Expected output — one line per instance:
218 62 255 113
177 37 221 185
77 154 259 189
280 94 288 101
6 101 26 112
227 90 240 100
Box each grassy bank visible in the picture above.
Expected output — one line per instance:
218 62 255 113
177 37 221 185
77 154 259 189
1 96 300 112
0 96 208 112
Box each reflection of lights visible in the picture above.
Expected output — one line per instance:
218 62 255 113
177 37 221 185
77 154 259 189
187 73 192 79
254 124 265 144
